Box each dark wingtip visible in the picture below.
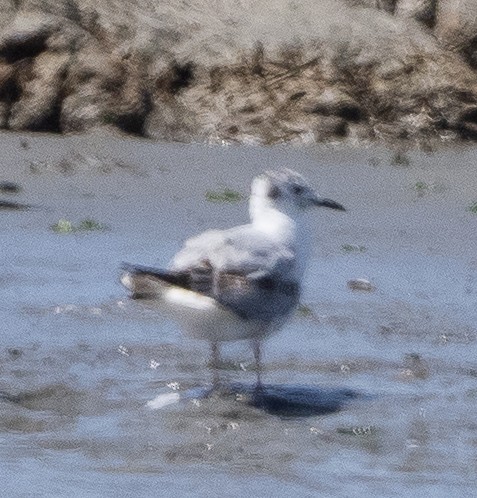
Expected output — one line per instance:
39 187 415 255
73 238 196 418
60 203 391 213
120 262 157 275
121 262 135 272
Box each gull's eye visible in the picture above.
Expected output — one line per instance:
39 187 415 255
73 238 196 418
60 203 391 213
269 185 281 199
292 185 304 195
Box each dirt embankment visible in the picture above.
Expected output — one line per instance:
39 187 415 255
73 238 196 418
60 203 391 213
1 0 477 144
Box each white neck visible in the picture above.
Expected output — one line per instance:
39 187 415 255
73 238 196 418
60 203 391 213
249 194 312 278
250 197 297 236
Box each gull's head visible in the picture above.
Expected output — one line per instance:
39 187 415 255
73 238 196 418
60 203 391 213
250 169 345 223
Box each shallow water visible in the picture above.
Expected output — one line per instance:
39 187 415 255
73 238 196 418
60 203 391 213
1 132 476 496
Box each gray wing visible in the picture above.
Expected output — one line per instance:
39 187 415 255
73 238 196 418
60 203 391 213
169 227 301 321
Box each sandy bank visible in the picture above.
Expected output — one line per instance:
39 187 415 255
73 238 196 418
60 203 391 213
1 1 477 144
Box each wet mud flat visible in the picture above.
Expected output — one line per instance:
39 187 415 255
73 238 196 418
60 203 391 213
0 131 477 496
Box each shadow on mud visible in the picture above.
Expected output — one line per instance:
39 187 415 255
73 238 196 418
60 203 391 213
177 382 366 418
230 383 364 417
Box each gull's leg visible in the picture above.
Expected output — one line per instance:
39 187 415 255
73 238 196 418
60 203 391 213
253 339 263 389
210 341 221 389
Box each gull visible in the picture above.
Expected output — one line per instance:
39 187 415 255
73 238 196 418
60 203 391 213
120 169 345 388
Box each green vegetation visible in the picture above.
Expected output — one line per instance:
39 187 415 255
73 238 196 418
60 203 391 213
51 219 74 233
77 218 105 231
412 180 446 196
101 112 118 126
205 188 243 203
413 181 428 193
468 201 477 214
337 425 377 436
51 218 107 233
341 244 367 253
296 303 314 317
391 152 410 167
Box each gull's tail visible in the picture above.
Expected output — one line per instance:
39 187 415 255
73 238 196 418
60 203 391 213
120 263 187 299
120 263 232 338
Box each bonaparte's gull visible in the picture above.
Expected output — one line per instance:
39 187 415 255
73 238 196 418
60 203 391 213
121 169 345 386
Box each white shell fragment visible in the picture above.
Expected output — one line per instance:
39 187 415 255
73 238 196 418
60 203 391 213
347 278 374 292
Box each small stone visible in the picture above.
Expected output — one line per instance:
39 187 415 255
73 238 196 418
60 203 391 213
347 278 374 292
